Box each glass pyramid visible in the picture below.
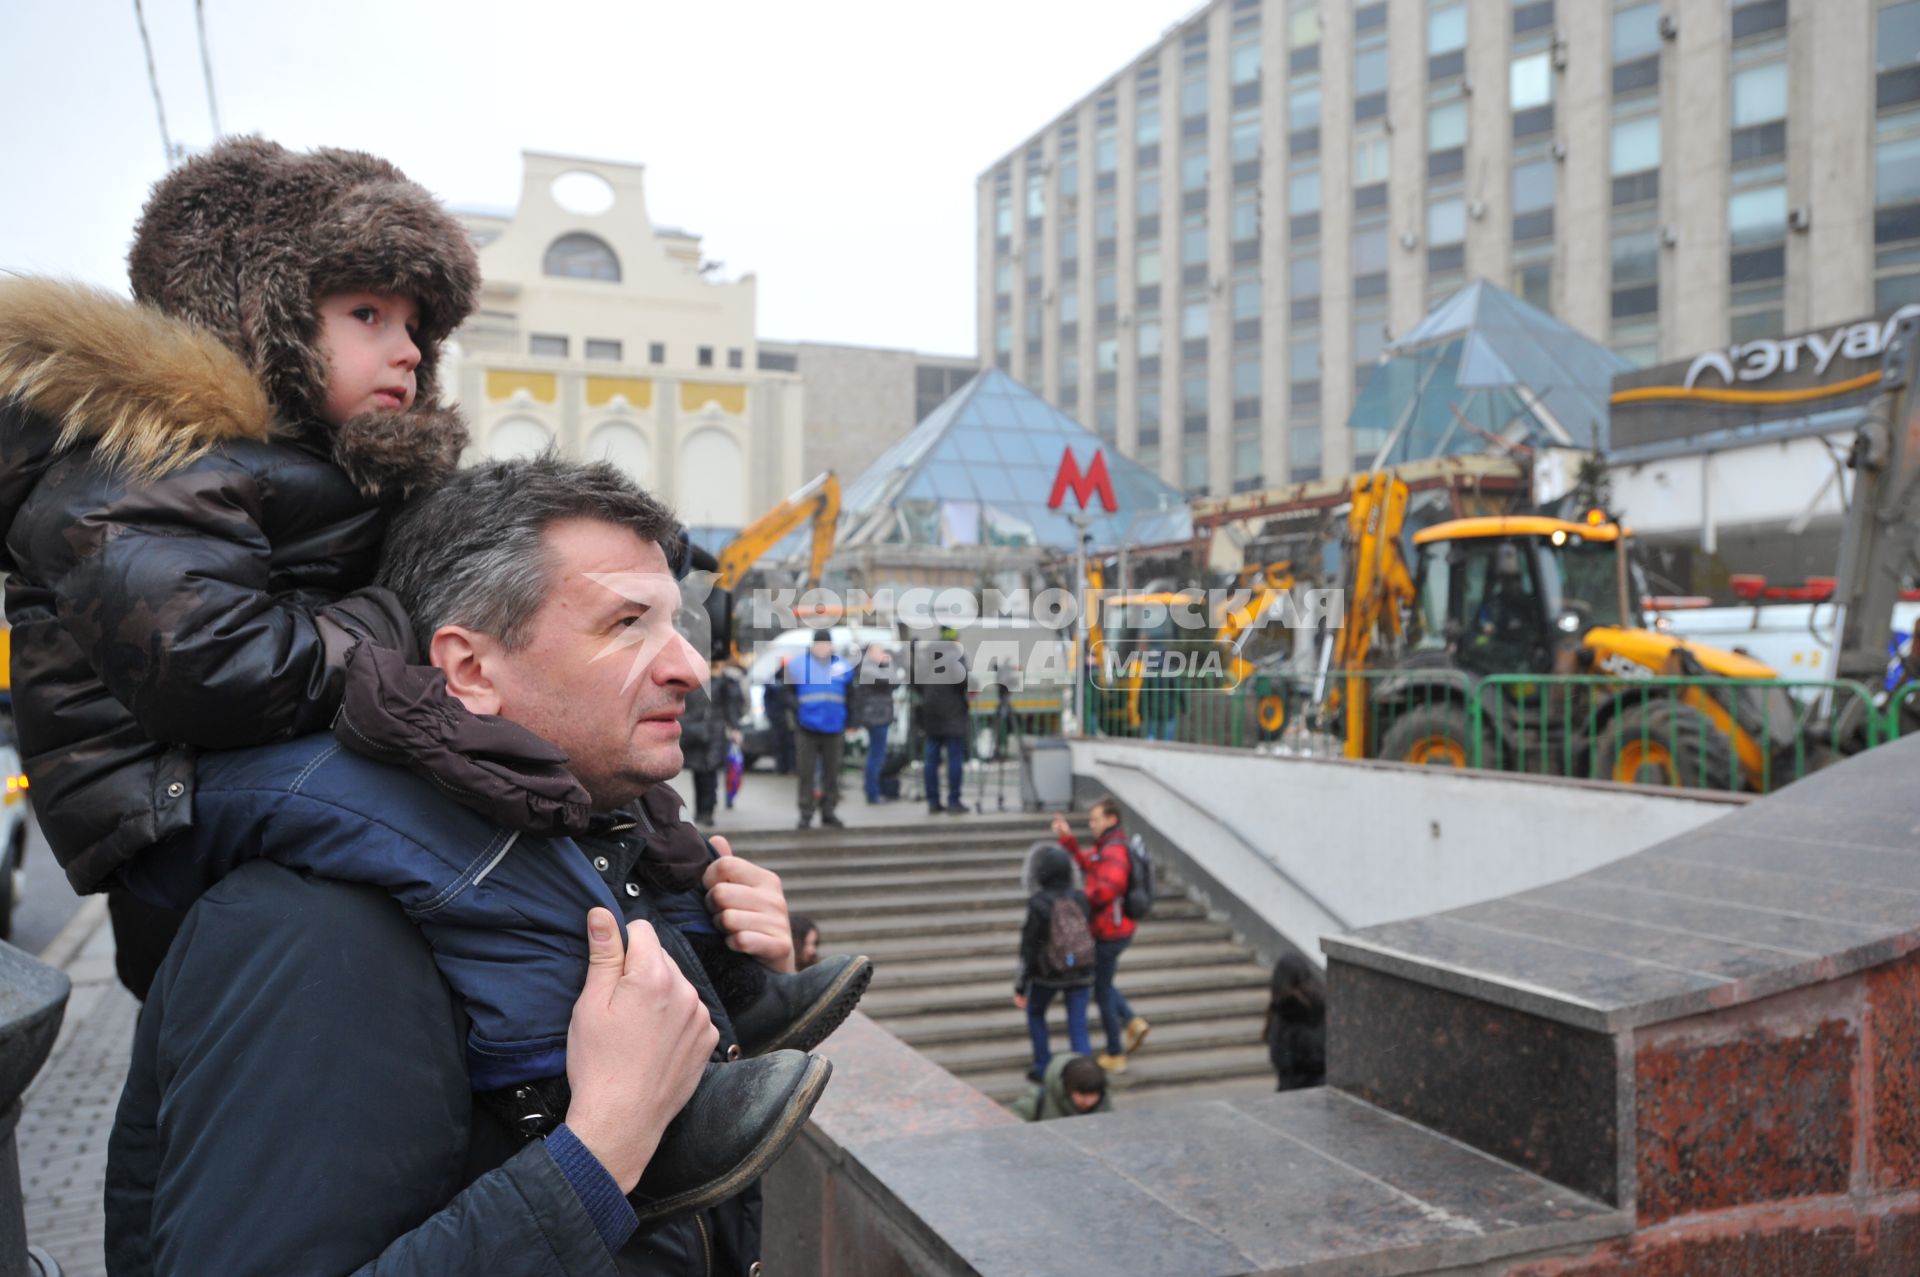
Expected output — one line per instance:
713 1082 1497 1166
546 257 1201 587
838 369 1192 551
1348 279 1630 467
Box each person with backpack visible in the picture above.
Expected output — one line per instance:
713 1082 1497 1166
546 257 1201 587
1013 842 1094 1083
1052 798 1151 1074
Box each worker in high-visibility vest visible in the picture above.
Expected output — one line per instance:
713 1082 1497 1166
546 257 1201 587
787 629 854 829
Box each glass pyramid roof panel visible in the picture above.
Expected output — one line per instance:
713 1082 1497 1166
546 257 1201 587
1351 279 1631 461
839 369 1193 551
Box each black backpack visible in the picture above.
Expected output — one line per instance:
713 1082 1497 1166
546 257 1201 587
1121 833 1156 920
1044 894 1095 977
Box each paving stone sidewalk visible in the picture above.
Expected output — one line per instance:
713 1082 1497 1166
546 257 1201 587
17 896 132 1277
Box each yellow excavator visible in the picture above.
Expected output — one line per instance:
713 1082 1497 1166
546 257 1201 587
1319 471 1794 789
1086 559 1300 740
712 472 841 656
715 471 840 594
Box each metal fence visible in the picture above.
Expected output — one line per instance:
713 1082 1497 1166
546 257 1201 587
1065 669 1920 796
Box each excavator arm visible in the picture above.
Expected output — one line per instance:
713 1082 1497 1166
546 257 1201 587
715 472 841 593
1332 473 1413 757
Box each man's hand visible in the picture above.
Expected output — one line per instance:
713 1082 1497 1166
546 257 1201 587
1049 813 1071 841
565 909 716 1194
704 836 797 973
1013 993 1027 1011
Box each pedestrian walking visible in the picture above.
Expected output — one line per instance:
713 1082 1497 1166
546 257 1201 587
1014 842 1095 1082
790 630 854 829
1052 799 1151 1073
764 656 798 775
683 657 745 823
913 627 972 814
851 642 902 804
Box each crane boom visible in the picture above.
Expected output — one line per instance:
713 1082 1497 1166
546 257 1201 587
714 472 841 593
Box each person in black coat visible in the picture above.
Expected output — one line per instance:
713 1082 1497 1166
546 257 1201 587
0 139 477 997
1014 842 1095 1082
763 657 798 775
912 628 972 813
1264 953 1327 1091
683 658 745 822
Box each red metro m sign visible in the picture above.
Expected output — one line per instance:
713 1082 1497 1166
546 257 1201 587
1046 447 1118 513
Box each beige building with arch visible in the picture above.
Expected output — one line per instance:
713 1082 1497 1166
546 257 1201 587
447 151 805 532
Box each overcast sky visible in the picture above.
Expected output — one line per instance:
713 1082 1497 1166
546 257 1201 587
2 0 1200 357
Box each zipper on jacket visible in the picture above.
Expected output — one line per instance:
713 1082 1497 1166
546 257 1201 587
694 1210 712 1277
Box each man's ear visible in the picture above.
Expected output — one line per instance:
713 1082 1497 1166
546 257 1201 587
430 626 504 716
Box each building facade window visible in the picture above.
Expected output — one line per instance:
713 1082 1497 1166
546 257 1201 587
585 338 621 362
1182 143 1209 192
1512 158 1555 243
1511 50 1554 138
1875 16 1920 312
530 334 568 358
1731 59 1788 166
649 342 666 365
1289 1 1320 73
727 347 744 369
543 233 621 282
1612 2 1661 96
1182 211 1209 267
1428 2 1466 81
1728 184 1787 341
1610 113 1660 207
1354 11 1389 122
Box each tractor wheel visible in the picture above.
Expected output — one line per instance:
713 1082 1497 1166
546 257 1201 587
1377 702 1482 769
1256 691 1287 740
1595 701 1743 792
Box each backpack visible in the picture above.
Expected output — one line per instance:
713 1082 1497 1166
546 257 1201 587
1121 833 1156 920
1043 894 1096 978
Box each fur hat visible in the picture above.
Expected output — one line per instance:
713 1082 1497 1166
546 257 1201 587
126 136 480 497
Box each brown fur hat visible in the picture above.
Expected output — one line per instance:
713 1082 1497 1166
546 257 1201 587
126 136 480 496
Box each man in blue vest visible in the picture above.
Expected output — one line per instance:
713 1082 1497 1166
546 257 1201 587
789 629 855 829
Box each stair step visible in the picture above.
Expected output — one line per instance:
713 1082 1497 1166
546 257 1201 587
786 885 1031 916
751 848 1029 877
802 891 1205 921
1112 1074 1281 1110
778 866 1020 896
975 1044 1277 1103
862 963 1270 1019
879 987 1270 1048
726 824 1056 857
814 896 1209 942
872 940 1259 991
847 918 1234 965
926 1014 1269 1073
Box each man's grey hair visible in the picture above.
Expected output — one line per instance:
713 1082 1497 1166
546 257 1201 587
378 452 681 653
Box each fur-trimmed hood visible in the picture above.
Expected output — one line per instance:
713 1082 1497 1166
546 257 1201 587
0 277 467 513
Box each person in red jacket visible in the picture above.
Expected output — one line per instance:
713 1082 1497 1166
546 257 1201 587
1051 797 1152 1072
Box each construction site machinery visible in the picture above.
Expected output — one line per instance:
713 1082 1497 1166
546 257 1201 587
714 471 841 655
1086 560 1301 742
1825 313 1920 747
1316 470 1800 791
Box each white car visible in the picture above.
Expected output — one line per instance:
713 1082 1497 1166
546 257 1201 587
739 626 899 770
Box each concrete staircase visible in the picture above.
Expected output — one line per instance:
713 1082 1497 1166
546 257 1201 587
741 813 1277 1107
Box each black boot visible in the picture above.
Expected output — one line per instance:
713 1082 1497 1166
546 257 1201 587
687 933 873 1057
729 954 874 1056
630 1050 832 1225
